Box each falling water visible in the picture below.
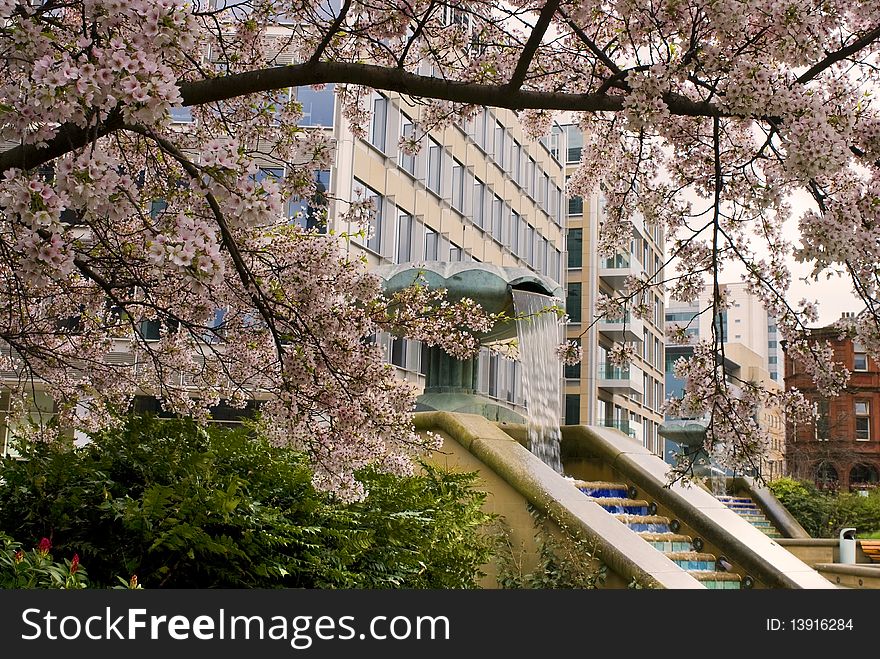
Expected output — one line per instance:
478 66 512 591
512 290 563 473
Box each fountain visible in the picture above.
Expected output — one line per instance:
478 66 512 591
512 289 563 473
375 262 564 469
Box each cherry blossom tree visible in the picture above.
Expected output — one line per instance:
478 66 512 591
2 0 880 491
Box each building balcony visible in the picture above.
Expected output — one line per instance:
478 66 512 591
598 314 644 342
598 253 643 290
597 362 643 395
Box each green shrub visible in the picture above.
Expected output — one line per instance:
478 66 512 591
0 415 495 588
769 477 880 537
768 477 836 537
495 506 608 589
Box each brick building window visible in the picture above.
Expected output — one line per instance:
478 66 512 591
854 344 868 371
855 401 871 440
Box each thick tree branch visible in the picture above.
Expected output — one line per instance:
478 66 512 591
308 0 352 64
797 23 880 85
0 61 724 173
505 0 562 91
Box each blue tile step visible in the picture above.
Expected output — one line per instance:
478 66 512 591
585 497 650 515
638 533 694 553
715 496 755 506
665 552 718 572
690 571 742 589
573 480 630 498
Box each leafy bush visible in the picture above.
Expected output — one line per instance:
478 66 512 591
0 534 87 589
0 416 495 588
495 506 608 589
769 477 880 537
768 477 837 537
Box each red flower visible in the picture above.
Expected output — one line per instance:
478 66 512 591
13 550 24 563
70 553 79 574
129 575 138 589
37 537 51 556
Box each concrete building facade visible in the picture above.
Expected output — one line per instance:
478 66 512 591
559 124 666 456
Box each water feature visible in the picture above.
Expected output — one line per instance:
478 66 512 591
575 480 744 588
512 290 563 473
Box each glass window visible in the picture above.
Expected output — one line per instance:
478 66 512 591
567 228 583 268
509 210 520 253
566 283 582 323
565 125 583 162
473 178 486 228
352 178 383 253
396 211 412 263
399 113 416 175
424 226 439 260
565 394 580 425
449 243 463 261
289 170 330 232
427 138 442 193
491 196 504 242
854 345 868 371
526 225 535 265
526 158 535 197
541 173 549 211
391 337 407 368
451 160 465 211
856 401 870 440
471 108 488 149
296 84 335 126
370 93 387 152
494 122 506 169
170 106 193 123
512 140 522 183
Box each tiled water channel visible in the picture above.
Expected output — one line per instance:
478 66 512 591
715 495 781 538
575 480 743 589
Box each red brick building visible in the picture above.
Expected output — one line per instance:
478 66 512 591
785 325 880 491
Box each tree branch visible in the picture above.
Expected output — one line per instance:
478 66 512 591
0 61 724 173
797 23 880 85
505 0 562 91
308 0 353 64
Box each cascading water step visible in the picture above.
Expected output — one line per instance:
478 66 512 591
664 552 718 571
583 497 650 515
614 514 672 533
575 479 746 589
691 571 742 589
715 494 782 537
573 480 630 498
637 533 695 553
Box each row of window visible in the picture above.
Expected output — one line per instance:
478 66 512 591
171 84 337 128
366 97 565 228
350 179 470 263
351 177 562 280
814 400 874 441
563 395 662 456
388 337 548 413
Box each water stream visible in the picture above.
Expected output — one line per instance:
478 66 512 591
512 290 563 473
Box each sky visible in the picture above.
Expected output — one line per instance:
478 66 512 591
724 189 862 327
